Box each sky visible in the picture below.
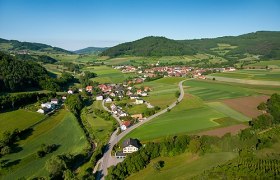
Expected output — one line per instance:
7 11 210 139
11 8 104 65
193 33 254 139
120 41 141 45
0 0 280 50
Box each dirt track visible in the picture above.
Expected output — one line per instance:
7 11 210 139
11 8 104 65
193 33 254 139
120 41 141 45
222 95 269 118
197 124 248 137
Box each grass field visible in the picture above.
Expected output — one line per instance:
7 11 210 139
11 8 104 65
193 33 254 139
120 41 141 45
245 60 280 69
0 109 44 137
211 69 280 82
138 77 184 108
127 152 237 180
124 94 239 141
84 65 137 83
1 109 89 179
185 80 256 100
82 101 114 144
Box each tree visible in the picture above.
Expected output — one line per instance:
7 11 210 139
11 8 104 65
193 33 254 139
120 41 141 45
1 146 11 155
257 102 267 111
63 169 77 180
65 94 83 116
175 91 180 98
45 155 67 178
266 93 280 123
188 138 202 153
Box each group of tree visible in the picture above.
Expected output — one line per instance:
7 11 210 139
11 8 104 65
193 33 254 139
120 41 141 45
64 94 84 116
79 71 97 87
0 92 56 111
0 52 76 92
37 143 59 158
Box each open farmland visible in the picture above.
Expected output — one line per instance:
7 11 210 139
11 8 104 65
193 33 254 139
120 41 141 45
84 65 137 83
127 152 237 180
0 109 89 179
245 60 280 69
0 109 44 137
138 77 184 109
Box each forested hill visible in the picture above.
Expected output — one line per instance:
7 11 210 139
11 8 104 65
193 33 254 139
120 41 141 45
74 47 109 54
0 38 73 54
101 31 280 60
101 36 197 57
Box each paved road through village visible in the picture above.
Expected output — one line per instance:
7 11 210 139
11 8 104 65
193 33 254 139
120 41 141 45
96 79 186 179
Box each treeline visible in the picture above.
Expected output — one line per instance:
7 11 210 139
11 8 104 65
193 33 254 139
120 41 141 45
15 54 58 64
0 52 75 92
0 92 56 111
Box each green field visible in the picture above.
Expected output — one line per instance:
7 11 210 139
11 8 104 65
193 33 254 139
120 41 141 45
246 60 280 69
124 94 240 141
127 152 237 180
185 80 256 100
81 101 114 144
138 77 184 108
211 69 280 82
1 109 89 179
84 65 137 83
0 109 44 136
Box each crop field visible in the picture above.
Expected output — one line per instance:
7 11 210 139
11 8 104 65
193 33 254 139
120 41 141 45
222 95 269 118
0 109 44 137
138 77 184 108
210 69 280 82
185 80 256 100
84 65 137 83
245 60 280 69
125 94 240 141
1 109 89 179
127 152 237 180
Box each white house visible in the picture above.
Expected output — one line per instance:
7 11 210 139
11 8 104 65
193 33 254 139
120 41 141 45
67 90 73 94
96 95 103 101
122 138 141 153
37 109 45 114
51 98 59 105
104 97 112 103
141 92 148 97
110 92 116 97
130 95 139 100
135 99 144 105
41 102 53 109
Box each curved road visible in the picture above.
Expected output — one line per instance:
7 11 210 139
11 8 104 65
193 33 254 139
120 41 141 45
96 79 186 179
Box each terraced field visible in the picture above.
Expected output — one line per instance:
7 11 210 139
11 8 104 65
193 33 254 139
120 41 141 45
0 109 89 179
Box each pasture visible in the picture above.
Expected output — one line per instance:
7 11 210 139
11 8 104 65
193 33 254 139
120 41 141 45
245 60 280 69
138 77 184 108
84 65 137 83
0 109 89 179
124 94 240 141
0 109 44 136
127 152 237 180
210 69 280 82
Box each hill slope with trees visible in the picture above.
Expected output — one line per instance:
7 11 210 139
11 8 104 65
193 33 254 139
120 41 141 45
0 38 73 54
101 31 280 61
74 47 109 54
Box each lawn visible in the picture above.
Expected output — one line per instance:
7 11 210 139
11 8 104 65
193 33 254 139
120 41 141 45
84 65 137 83
185 79 256 100
1 109 89 179
0 109 44 136
127 152 237 180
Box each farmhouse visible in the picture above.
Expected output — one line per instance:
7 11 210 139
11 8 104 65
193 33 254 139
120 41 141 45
130 95 139 100
51 98 59 105
121 121 131 131
122 138 141 153
41 102 53 109
135 99 144 105
67 89 74 94
96 95 103 101
104 97 112 103
37 107 51 114
86 86 93 92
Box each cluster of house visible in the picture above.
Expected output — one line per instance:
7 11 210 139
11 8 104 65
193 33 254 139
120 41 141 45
37 98 60 114
115 138 141 158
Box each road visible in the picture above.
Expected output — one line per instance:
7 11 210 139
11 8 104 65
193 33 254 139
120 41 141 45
96 79 186 179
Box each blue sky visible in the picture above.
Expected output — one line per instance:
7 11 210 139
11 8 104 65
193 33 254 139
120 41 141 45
0 0 280 50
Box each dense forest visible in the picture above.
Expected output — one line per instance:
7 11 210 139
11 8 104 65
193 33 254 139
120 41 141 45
74 47 109 54
0 52 74 92
0 38 73 54
101 31 280 61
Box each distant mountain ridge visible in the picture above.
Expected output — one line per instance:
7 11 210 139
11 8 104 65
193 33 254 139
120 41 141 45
0 38 73 54
74 47 109 54
101 31 280 60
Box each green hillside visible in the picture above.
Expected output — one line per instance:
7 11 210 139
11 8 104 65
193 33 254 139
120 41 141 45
0 38 73 54
101 31 280 62
74 47 109 54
